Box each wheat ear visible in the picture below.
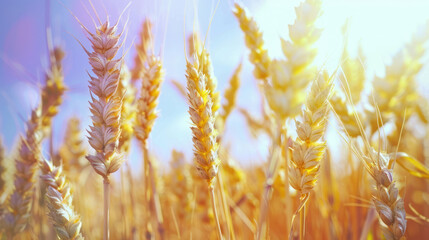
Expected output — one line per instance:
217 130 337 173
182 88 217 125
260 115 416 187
368 22 429 136
186 49 222 239
117 64 136 153
134 56 164 144
289 71 333 239
218 61 242 132
59 117 87 177
131 19 153 82
40 158 83 240
83 19 124 240
40 47 67 132
365 151 407 240
1 110 41 237
233 3 270 82
265 0 322 120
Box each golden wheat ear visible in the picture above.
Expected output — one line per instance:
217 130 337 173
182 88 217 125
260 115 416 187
131 19 153 82
134 56 164 144
39 158 84 240
217 61 242 134
116 64 136 154
85 18 124 180
233 3 270 82
185 43 223 238
40 47 67 133
59 117 88 176
289 70 333 239
0 109 42 237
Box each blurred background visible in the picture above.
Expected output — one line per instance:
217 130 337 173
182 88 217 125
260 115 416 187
1 0 429 171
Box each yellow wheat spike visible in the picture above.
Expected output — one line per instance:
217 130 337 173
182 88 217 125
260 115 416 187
40 158 84 240
233 3 270 82
134 56 164 144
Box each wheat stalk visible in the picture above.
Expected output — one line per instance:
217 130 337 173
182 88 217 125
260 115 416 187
168 150 192 238
289 71 333 239
186 48 222 239
40 158 83 240
233 3 270 82
81 18 124 240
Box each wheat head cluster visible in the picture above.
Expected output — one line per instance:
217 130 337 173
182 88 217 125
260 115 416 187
0 0 429 239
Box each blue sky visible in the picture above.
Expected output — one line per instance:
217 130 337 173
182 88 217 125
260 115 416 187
1 0 429 171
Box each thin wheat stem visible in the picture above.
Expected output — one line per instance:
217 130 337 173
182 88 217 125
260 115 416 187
143 144 165 240
210 186 223 240
299 206 305 240
217 173 235 240
256 183 271 240
104 178 110 240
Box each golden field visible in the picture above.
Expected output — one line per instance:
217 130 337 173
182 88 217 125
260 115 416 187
0 0 429 239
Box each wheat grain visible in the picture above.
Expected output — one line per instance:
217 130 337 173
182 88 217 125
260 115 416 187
40 158 83 240
200 49 220 116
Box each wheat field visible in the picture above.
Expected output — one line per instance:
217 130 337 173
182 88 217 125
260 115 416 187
0 0 429 239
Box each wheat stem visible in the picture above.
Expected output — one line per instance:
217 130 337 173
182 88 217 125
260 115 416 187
143 145 165 240
210 186 223 240
103 178 110 240
217 173 235 240
299 206 305 240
